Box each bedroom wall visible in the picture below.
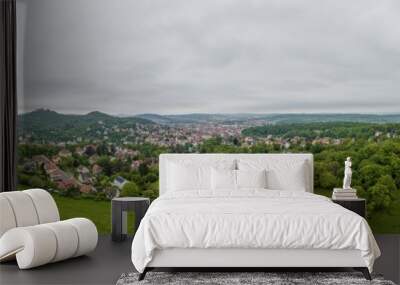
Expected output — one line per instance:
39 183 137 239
16 0 400 233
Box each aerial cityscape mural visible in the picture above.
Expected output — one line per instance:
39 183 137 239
16 0 400 233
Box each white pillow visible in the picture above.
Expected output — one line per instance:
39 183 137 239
167 162 210 191
166 159 236 192
236 169 267 189
211 168 236 191
268 162 307 191
238 159 308 191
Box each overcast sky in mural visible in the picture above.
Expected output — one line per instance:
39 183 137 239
18 0 400 115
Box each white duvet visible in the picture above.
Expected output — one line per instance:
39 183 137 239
131 190 380 273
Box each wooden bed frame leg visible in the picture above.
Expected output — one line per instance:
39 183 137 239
138 268 148 281
354 267 371 280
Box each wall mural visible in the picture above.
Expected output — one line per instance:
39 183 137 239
16 0 400 233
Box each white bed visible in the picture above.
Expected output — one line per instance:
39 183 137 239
131 154 380 280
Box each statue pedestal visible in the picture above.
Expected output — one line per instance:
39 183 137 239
332 199 366 218
332 188 358 199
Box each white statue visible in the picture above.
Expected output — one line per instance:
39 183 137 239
343 157 352 189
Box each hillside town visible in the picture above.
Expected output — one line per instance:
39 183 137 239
17 111 400 208
18 119 358 198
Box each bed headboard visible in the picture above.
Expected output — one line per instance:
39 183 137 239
159 153 314 195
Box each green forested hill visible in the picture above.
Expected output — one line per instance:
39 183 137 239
242 122 400 139
18 109 152 130
17 109 153 142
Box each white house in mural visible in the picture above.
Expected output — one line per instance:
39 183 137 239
113 176 128 189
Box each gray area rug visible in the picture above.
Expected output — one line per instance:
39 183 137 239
116 272 396 285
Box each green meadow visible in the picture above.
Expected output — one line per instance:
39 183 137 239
52 194 135 234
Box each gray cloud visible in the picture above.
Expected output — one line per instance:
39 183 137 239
17 0 400 114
